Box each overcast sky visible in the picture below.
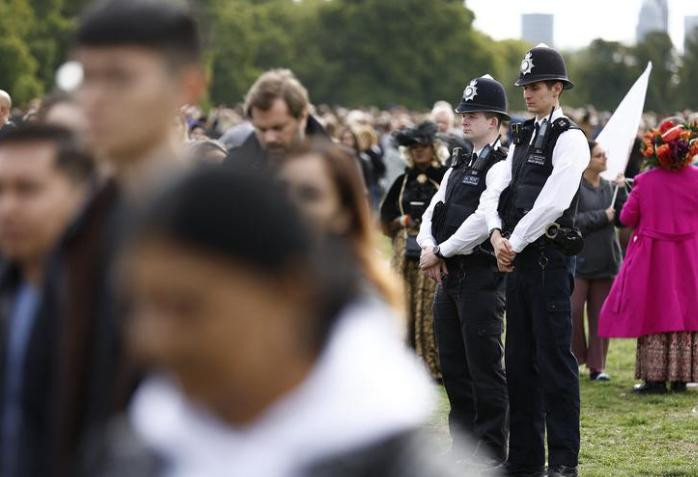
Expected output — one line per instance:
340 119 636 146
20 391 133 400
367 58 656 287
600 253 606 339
466 0 698 52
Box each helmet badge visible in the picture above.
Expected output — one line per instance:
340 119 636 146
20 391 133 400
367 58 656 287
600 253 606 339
463 79 478 102
520 51 534 76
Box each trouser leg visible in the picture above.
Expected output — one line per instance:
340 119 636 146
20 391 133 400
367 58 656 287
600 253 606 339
457 267 508 461
529 250 580 468
586 279 612 372
570 277 589 366
433 278 475 445
504 266 545 473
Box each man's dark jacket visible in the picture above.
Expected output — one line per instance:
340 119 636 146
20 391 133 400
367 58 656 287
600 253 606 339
223 115 328 170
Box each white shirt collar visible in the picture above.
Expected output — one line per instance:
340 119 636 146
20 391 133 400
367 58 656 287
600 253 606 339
473 136 501 156
534 106 565 126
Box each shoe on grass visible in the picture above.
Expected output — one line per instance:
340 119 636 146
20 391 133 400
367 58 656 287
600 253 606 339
590 371 610 381
547 464 578 477
632 380 667 394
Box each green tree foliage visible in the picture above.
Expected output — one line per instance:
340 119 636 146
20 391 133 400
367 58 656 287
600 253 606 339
634 32 678 113
0 0 43 104
678 26 698 110
564 39 639 111
1 0 697 112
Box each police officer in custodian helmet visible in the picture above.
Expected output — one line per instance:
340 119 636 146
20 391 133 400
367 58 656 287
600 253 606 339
485 44 590 477
418 74 511 469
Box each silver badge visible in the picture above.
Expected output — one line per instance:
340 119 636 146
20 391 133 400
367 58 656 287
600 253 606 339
520 52 534 76
463 79 478 102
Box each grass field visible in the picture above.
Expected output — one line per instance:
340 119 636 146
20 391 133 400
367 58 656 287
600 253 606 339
428 339 698 476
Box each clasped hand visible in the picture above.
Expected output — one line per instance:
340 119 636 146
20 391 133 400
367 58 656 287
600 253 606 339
490 230 516 273
419 247 448 284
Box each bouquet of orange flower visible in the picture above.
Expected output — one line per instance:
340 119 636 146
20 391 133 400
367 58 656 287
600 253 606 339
641 119 698 171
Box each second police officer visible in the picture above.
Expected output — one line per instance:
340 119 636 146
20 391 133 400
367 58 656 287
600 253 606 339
417 74 510 468
484 44 590 477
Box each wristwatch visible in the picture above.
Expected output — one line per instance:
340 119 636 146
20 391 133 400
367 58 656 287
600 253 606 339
489 227 502 239
432 245 444 259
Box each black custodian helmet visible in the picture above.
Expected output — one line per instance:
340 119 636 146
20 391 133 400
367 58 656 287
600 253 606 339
454 74 510 120
515 43 574 89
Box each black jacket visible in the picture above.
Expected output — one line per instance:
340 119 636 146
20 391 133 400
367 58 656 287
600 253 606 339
223 115 328 170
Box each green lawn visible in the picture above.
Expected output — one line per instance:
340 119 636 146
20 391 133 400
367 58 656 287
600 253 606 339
428 339 698 476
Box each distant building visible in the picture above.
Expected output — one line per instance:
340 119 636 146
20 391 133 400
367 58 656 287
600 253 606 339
636 0 668 43
685 16 698 50
521 14 554 47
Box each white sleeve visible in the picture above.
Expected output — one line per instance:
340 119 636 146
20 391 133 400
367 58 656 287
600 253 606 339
508 129 590 253
416 168 452 249
483 148 514 233
438 161 508 257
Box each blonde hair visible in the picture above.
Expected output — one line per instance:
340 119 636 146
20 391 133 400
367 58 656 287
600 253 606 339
354 125 378 151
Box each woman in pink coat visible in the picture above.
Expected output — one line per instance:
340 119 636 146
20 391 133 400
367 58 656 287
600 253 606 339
599 121 698 394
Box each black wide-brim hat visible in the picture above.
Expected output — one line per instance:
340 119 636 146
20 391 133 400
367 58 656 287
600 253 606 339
393 121 439 147
515 44 574 89
455 75 510 120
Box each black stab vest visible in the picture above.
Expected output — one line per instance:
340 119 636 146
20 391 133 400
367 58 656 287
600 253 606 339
502 117 582 235
432 146 507 264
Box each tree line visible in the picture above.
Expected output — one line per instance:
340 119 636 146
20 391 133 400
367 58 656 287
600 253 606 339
1 0 696 113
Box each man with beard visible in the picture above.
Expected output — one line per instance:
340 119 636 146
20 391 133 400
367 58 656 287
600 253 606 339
225 69 327 170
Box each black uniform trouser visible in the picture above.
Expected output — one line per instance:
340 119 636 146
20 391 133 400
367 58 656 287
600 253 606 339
433 263 508 461
505 245 580 473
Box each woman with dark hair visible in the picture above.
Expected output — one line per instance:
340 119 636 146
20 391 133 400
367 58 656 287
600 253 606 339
91 167 457 476
379 121 447 379
571 141 626 381
600 119 698 394
279 140 402 310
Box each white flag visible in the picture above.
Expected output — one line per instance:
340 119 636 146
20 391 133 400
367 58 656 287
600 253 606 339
597 62 652 180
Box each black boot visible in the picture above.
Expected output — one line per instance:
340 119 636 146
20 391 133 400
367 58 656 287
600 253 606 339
547 465 578 477
670 381 687 393
632 380 667 394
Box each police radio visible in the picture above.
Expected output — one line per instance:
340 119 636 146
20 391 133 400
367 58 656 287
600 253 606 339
526 119 550 167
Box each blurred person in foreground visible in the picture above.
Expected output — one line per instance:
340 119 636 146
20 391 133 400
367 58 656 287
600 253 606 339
88 167 470 476
279 140 401 311
0 125 94 477
570 141 626 382
26 0 207 475
599 118 698 394
224 69 328 170
380 121 447 379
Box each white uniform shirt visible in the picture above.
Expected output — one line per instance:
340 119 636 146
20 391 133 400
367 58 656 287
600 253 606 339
416 140 503 257
481 108 590 253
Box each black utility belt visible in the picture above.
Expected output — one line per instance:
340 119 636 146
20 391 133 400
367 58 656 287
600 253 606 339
529 223 584 256
446 252 497 271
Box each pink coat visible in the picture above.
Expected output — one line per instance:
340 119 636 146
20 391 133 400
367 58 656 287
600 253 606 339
599 166 698 338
